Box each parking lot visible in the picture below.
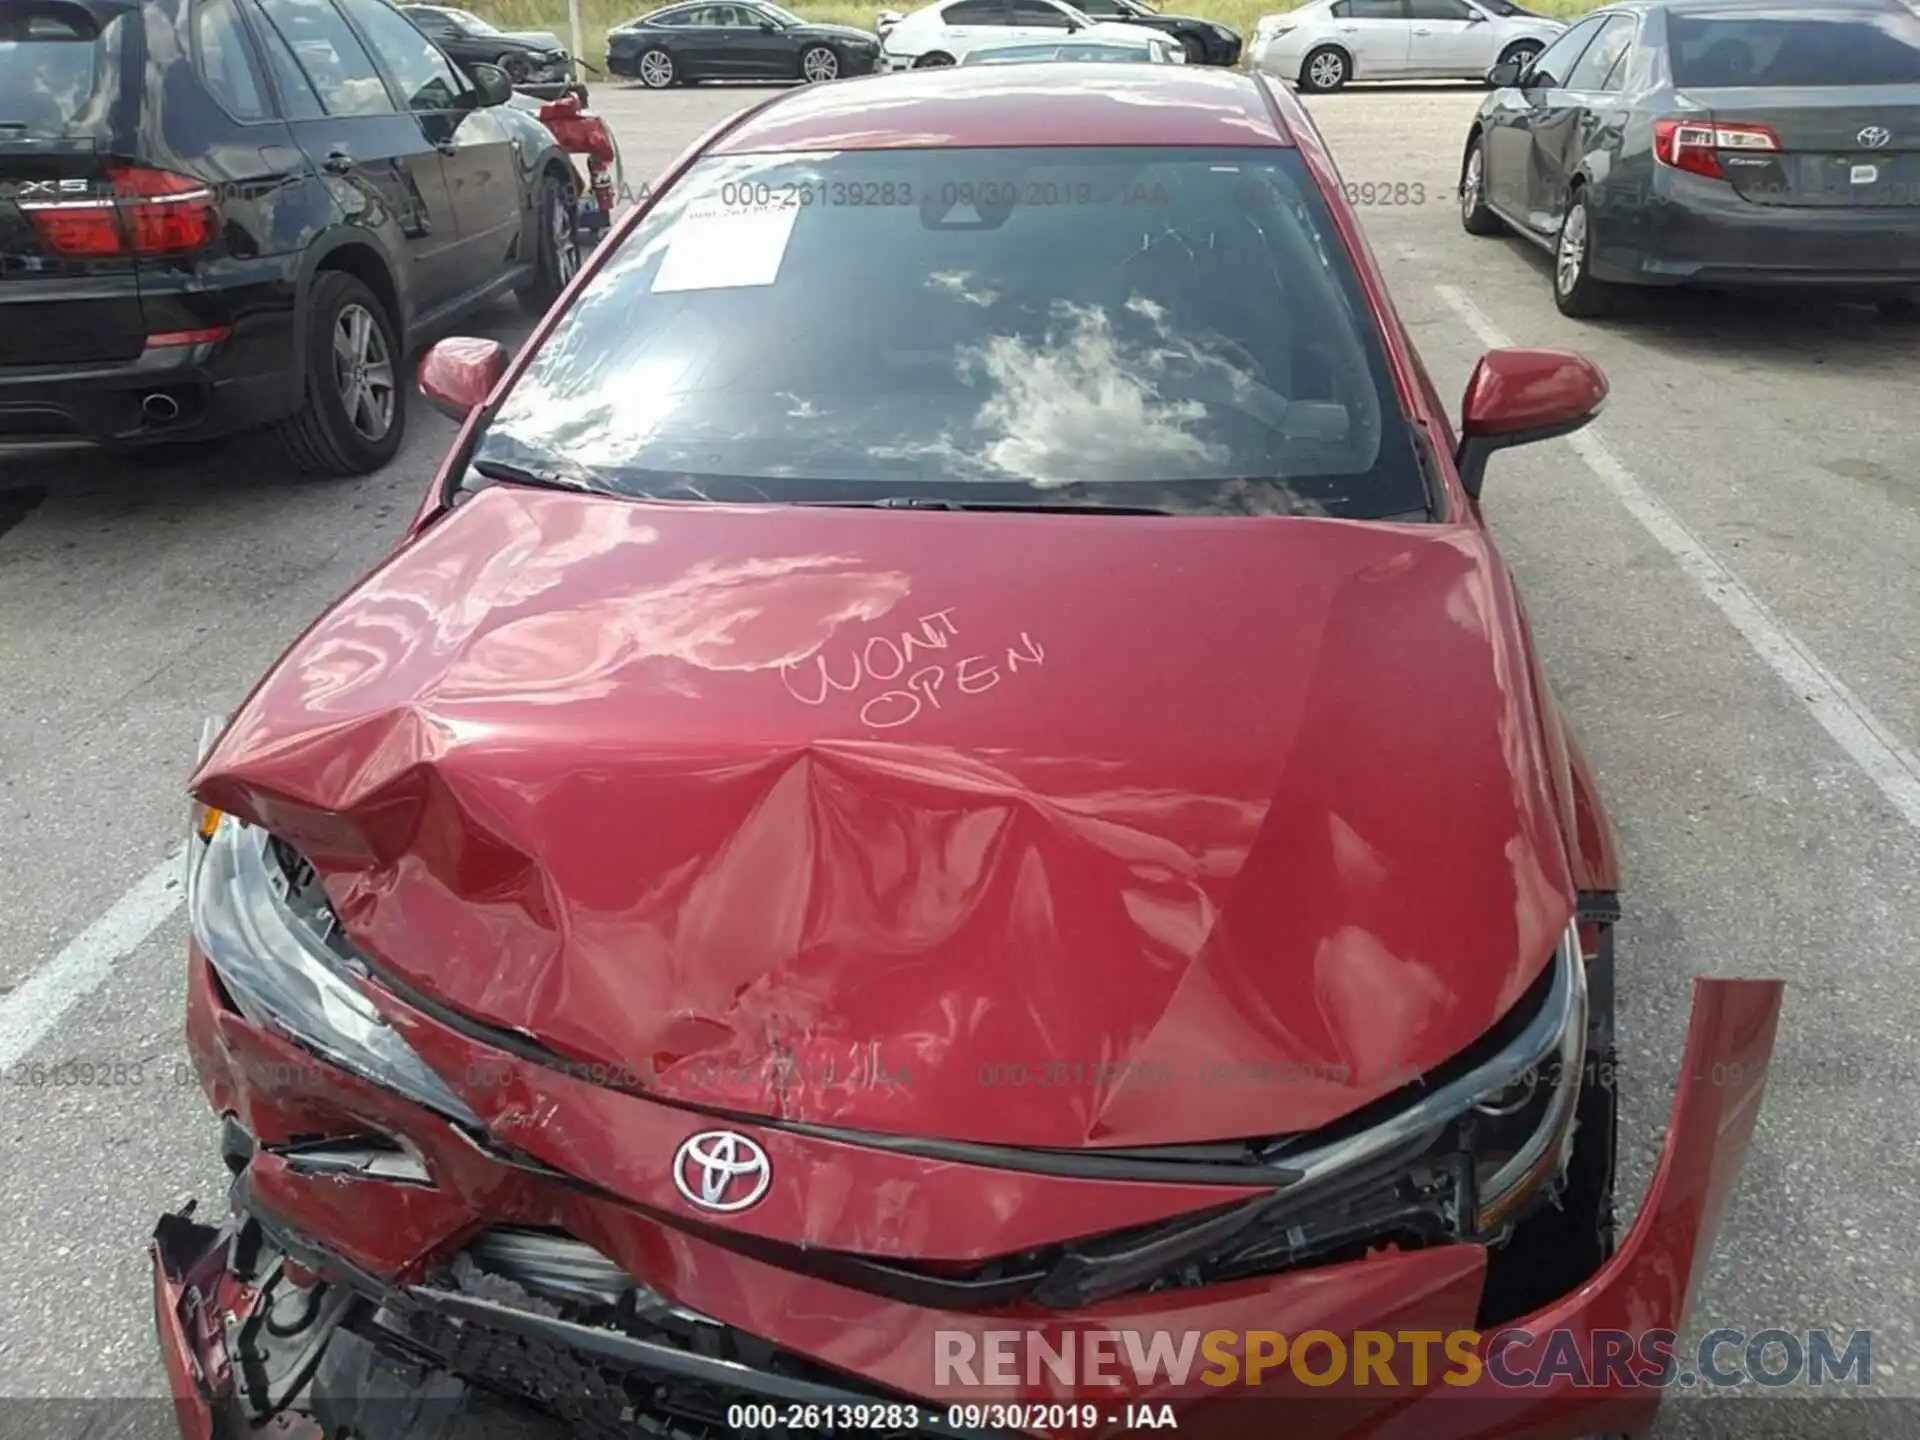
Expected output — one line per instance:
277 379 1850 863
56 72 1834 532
2 77 1919 1435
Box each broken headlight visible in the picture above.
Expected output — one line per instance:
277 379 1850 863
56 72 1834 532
187 815 482 1129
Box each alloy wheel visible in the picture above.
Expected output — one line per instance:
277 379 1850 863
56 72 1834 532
801 45 839 81
640 49 674 86
1462 146 1484 221
551 187 580 286
1557 202 1588 297
1308 51 1345 88
331 302 394 442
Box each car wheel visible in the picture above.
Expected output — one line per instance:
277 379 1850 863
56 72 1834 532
275 270 404 477
496 51 530 84
1178 32 1206 63
913 50 955 66
1298 44 1348 92
637 46 676 87
1495 39 1541 78
1459 133 1503 236
800 44 841 81
1553 189 1616 318
517 168 581 317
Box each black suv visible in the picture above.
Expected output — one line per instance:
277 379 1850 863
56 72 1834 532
0 0 579 474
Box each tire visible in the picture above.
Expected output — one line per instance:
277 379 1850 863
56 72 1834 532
1178 32 1206 63
1298 44 1349 92
636 46 676 88
275 270 404 477
496 51 530 84
1495 38 1542 78
799 44 841 81
913 50 955 67
1552 188 1617 318
516 168 581 317
1459 132 1503 236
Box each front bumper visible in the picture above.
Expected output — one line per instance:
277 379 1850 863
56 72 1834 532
1203 32 1242 66
152 941 1780 1439
1598 171 1920 288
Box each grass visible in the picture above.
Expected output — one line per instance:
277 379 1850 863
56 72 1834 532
472 0 1607 68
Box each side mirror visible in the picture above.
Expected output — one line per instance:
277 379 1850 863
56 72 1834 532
419 335 507 420
1455 347 1607 498
468 61 513 105
1065 17 1082 29
1486 58 1520 86
1464 8 1485 20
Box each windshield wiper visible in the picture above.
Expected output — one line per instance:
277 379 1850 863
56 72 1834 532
800 496 1178 516
462 458 609 496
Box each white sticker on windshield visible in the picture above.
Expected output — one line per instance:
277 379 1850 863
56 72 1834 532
1852 164 1879 185
651 193 801 293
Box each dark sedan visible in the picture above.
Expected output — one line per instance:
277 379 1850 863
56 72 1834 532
1067 0 1240 63
399 4 579 95
1459 0 1920 317
608 1 882 86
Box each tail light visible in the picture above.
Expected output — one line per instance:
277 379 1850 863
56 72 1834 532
1652 119 1779 180
18 164 219 258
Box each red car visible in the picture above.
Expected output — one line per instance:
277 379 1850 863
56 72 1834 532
156 65 1782 1440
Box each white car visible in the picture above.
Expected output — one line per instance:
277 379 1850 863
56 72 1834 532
960 30 1185 61
1249 0 1564 92
878 0 1156 70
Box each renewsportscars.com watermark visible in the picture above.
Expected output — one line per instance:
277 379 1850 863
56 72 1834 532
934 1327 1874 1391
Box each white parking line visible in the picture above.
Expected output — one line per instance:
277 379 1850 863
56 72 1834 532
0 847 185 1071
1436 283 1920 836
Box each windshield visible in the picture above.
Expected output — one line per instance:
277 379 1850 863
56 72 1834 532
475 146 1430 520
757 2 808 23
1668 10 1920 86
447 6 500 32
0 6 131 139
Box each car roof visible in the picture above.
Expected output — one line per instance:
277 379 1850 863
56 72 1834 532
709 66 1295 155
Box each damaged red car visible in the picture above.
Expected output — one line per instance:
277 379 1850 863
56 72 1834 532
156 64 1782 1440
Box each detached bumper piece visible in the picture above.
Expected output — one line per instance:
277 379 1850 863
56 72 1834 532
152 1191 995 1440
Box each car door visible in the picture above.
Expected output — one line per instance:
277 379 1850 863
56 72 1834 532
937 0 1019 55
1405 0 1486 78
683 4 745 75
1327 0 1412 80
335 0 517 304
1482 12 1605 219
1524 13 1636 232
1008 0 1078 43
704 4 794 77
252 0 464 315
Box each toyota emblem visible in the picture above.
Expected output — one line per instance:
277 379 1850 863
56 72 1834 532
672 1130 772 1212
1858 126 1892 149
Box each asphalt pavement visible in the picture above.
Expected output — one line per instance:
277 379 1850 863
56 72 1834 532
1 79 1918 1438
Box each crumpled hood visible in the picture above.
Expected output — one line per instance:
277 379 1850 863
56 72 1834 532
194 488 1575 1149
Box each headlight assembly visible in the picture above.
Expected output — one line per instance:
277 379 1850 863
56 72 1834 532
1269 919 1588 1234
187 815 482 1129
1030 923 1590 1308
